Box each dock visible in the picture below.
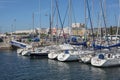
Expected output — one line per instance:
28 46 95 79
0 42 12 50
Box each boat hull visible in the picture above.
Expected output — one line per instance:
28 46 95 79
17 48 24 54
30 52 48 57
91 57 120 67
80 55 92 63
21 50 30 56
57 53 79 62
48 52 58 60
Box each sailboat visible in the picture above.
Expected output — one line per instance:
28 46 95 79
57 43 79 61
91 0 120 67
79 50 95 63
48 50 59 59
78 0 96 63
17 48 24 54
21 45 51 56
54 0 80 62
91 52 120 67
29 46 50 57
21 47 33 56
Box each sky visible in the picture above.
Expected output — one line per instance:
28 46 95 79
0 0 119 33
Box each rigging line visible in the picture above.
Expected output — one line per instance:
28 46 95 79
85 3 90 31
116 0 120 35
100 0 107 36
100 0 110 46
55 0 66 40
48 5 56 35
97 12 100 38
116 0 120 42
71 1 77 24
58 5 69 37
86 0 94 41
55 0 69 40
62 5 69 27
84 0 88 41
59 6 68 37
51 4 57 28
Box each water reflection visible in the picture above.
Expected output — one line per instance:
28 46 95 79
1 50 120 80
47 59 120 80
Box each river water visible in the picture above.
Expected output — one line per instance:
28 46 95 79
0 50 120 80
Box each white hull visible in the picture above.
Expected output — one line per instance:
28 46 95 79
48 52 58 59
57 52 79 62
21 50 30 56
91 54 120 67
80 55 92 63
48 43 75 60
17 48 24 54
79 50 94 63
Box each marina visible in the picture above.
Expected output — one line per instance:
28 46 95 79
0 0 120 79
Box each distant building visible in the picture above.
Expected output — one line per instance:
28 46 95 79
72 23 86 36
0 33 6 37
72 23 85 28
49 27 70 36
39 28 48 34
14 29 33 34
14 28 48 34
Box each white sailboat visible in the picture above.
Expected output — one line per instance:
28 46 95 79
48 45 60 59
30 45 56 57
91 0 120 67
91 53 120 67
57 44 79 61
21 47 32 56
78 0 95 64
57 49 79 62
48 50 59 59
21 42 56 56
29 48 48 57
79 50 95 63
48 44 75 60
17 45 32 54
17 48 24 54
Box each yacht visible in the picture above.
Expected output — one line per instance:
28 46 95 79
91 52 120 67
57 44 79 62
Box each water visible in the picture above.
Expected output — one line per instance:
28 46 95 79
0 50 120 80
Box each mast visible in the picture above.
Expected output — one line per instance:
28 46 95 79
55 11 58 44
86 0 94 41
39 0 41 39
68 0 72 36
55 0 65 42
50 0 54 43
100 0 107 37
69 0 72 34
84 0 87 41
116 0 120 42
99 10 103 41
56 2 59 44
92 0 94 35
32 12 34 38
14 19 16 33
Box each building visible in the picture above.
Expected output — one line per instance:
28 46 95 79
72 23 86 36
